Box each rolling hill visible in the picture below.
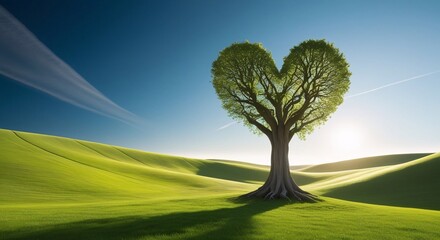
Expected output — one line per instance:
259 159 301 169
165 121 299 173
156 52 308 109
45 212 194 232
322 152 440 210
0 129 262 204
300 153 431 172
0 128 439 239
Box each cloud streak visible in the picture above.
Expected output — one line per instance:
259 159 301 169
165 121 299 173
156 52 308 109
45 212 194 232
346 71 440 99
216 121 236 131
0 5 143 126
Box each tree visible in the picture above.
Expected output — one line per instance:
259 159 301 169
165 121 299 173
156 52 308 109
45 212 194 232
212 40 351 201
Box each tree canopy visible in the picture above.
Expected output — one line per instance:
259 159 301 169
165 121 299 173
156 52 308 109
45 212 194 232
212 40 351 141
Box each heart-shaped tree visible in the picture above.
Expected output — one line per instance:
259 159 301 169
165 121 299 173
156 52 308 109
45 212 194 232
212 39 351 201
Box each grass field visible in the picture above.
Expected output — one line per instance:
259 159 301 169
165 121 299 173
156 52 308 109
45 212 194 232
1 129 439 239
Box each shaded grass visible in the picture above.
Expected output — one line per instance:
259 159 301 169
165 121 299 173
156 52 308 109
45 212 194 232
1 197 439 240
324 153 440 210
197 162 268 183
2 198 286 240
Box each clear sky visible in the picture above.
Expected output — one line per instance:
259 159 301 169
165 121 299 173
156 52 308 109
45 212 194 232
0 0 439 165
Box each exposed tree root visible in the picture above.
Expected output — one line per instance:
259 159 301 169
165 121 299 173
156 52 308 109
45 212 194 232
239 180 321 202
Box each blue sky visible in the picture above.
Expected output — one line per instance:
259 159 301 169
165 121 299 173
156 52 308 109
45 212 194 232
0 0 439 165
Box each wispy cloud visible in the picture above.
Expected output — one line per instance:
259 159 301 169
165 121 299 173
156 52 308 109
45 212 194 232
216 121 236 131
0 5 144 126
346 71 440 99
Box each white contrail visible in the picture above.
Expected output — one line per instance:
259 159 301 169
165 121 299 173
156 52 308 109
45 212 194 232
346 71 440 99
0 5 144 126
216 121 236 131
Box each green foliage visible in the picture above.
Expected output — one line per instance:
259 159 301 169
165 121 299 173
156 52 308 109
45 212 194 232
212 40 351 139
212 42 278 135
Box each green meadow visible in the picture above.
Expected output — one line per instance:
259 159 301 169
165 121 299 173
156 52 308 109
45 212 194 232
1 129 439 239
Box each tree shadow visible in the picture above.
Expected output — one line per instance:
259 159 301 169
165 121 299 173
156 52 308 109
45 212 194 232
5 199 289 240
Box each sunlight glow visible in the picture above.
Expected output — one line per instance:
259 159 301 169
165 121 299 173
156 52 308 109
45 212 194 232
331 124 363 151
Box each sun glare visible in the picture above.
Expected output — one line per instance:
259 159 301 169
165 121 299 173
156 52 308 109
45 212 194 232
331 125 363 151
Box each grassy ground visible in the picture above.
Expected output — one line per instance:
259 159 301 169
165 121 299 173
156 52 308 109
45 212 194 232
322 153 440 210
1 129 439 239
2 197 439 240
301 153 431 172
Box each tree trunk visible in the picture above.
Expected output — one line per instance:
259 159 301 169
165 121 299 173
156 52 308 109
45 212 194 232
241 127 319 202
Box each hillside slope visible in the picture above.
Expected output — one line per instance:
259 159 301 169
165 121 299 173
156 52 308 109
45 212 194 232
300 153 431 172
1 128 438 211
0 129 262 204
322 153 440 210
1 129 439 239
0 129 329 204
